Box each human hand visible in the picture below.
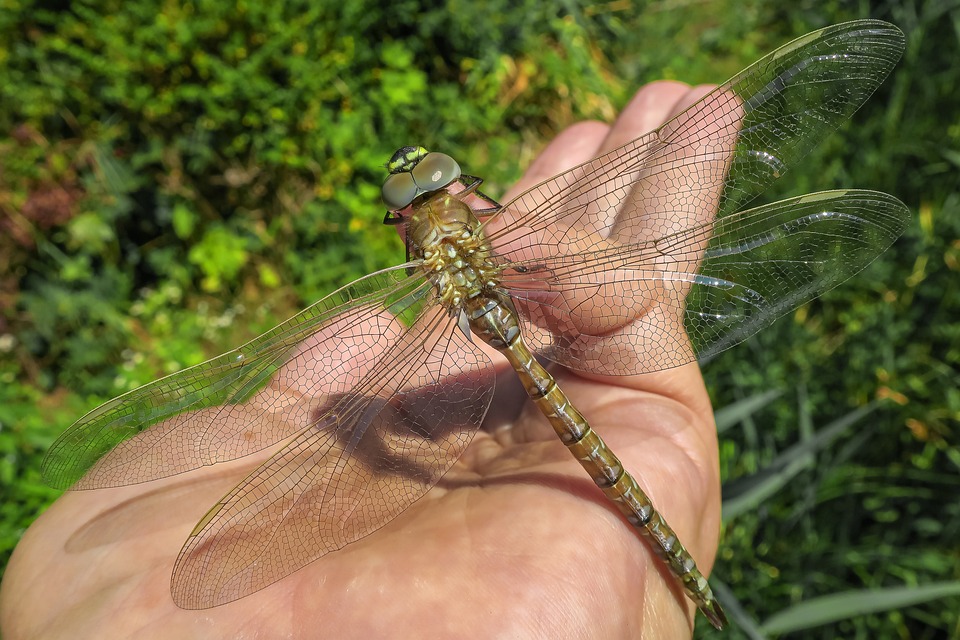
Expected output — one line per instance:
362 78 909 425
1 80 723 639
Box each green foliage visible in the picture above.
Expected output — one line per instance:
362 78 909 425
693 2 960 636
1 0 958 637
759 582 960 634
0 0 623 391
0 360 83 567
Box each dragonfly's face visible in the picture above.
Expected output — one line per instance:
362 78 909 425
381 146 462 219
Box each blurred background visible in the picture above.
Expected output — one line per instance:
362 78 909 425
1 0 957 637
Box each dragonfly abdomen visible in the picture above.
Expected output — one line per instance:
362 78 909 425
463 291 727 628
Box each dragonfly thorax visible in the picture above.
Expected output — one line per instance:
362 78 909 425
407 191 500 309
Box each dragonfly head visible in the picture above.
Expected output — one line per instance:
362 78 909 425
381 146 462 222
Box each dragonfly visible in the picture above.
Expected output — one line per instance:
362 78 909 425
42 20 908 630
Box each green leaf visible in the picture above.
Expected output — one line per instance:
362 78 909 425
715 389 783 433
722 403 878 520
760 582 960 633
172 202 197 239
187 225 250 292
67 212 114 252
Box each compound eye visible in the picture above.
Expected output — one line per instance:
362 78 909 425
381 172 419 210
411 152 461 192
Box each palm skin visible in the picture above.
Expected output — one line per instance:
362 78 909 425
1 80 723 639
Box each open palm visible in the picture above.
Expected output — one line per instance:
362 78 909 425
1 81 723 640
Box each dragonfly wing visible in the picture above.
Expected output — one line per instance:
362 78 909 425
169 306 494 609
42 265 432 489
478 20 906 375
502 190 908 375
482 21 904 251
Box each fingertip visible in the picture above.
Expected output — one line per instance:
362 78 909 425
667 83 718 117
548 120 612 161
598 80 693 153
502 120 611 201
625 79 693 116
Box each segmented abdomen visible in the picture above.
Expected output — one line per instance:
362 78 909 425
465 292 726 628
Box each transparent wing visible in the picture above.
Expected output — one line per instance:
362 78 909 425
483 21 904 248
477 20 906 374
42 265 433 489
170 306 493 609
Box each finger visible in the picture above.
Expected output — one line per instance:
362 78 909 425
611 83 739 248
597 80 695 154
507 81 696 215
584 82 741 392
548 83 743 384
502 120 611 202
568 81 698 234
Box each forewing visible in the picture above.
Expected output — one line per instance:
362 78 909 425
479 20 906 374
483 21 904 250
170 306 494 609
43 265 432 489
